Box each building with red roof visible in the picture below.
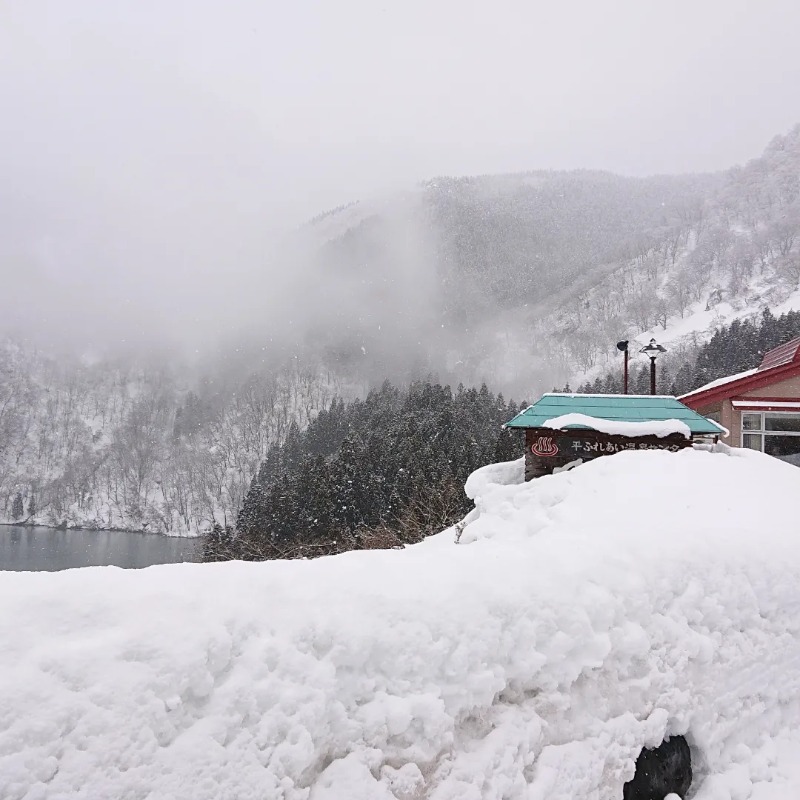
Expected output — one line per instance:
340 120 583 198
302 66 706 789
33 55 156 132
680 336 800 465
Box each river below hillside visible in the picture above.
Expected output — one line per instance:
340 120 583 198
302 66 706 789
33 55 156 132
0 526 201 571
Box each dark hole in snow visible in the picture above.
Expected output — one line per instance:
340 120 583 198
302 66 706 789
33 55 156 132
623 734 691 800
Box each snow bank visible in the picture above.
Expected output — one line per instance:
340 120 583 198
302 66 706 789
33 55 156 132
2 448 800 799
463 456 524 500
542 412 692 438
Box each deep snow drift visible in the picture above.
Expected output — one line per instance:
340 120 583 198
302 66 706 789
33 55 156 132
2 446 800 799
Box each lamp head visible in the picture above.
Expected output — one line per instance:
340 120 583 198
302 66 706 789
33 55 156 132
639 338 667 359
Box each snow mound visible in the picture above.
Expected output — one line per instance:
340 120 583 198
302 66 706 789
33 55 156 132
463 456 525 500
2 447 800 799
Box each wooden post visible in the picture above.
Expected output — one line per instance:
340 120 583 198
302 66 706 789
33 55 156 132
617 340 630 394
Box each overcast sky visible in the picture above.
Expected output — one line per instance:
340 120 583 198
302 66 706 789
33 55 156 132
1 0 799 352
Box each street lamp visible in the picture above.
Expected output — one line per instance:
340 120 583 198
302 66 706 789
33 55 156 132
640 338 667 395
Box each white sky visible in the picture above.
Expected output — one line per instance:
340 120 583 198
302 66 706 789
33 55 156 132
1 0 799 351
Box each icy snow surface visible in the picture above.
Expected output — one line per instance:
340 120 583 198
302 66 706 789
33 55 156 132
542 412 692 439
2 447 800 799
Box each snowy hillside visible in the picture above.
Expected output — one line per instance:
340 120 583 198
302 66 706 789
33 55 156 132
572 281 800 392
2 446 800 798
0 344 341 535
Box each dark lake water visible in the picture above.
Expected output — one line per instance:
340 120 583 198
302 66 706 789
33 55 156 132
0 525 201 571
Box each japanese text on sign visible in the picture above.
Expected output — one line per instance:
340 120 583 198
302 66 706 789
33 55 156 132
567 440 683 455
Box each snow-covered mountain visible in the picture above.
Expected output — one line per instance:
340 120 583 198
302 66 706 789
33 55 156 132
294 125 800 395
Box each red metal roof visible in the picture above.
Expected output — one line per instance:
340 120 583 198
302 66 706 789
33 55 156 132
757 336 800 371
680 336 800 410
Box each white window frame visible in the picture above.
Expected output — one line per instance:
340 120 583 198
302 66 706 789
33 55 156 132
741 410 800 454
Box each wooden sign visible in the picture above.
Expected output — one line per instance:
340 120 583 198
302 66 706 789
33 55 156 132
523 427 691 481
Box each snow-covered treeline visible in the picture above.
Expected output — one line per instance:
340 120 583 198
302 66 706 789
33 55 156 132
577 307 800 397
0 344 339 534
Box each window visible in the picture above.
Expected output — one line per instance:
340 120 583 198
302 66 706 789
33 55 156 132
740 411 800 466
742 413 761 431
742 433 762 451
765 414 800 433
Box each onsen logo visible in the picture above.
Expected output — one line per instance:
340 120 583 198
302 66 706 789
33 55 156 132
531 436 559 457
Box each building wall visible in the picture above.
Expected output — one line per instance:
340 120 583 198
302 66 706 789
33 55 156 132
695 373 800 447
742 374 800 398
721 399 738 446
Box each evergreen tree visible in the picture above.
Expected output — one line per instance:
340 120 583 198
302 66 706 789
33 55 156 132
203 522 234 562
217 379 520 563
657 363 673 395
758 308 781 358
12 492 24 520
672 362 694 395
236 482 270 540
632 366 650 395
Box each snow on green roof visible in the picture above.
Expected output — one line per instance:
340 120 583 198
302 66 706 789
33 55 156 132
505 393 723 436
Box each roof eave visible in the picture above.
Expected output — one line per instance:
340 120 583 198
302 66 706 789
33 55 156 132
680 361 800 408
503 420 719 435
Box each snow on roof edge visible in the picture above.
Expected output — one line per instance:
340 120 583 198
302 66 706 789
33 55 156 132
679 368 759 399
541 413 692 439
707 418 730 437
541 392 678 399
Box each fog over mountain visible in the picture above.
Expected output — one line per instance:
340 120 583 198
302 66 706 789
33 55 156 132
2 1 800 358
286 128 800 393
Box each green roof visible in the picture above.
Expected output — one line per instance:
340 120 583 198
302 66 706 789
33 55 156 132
505 393 723 436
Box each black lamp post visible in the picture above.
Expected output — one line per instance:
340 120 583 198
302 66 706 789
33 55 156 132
616 340 629 394
640 338 667 395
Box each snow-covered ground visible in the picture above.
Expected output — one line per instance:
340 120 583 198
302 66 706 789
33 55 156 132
2 447 800 799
